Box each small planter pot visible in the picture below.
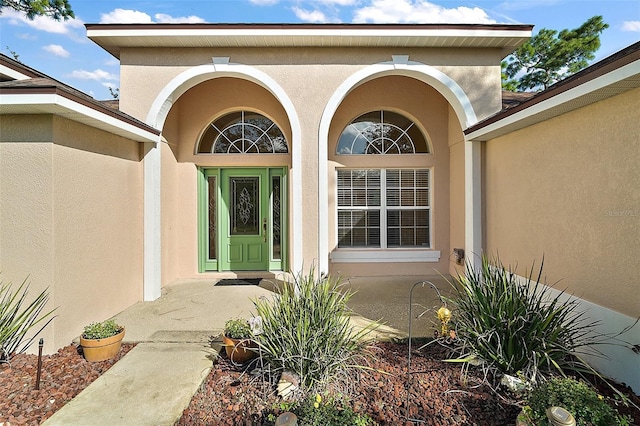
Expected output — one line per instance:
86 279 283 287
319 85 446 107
80 328 125 362
222 335 258 364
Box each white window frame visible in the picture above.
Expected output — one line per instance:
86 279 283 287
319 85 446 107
332 168 440 263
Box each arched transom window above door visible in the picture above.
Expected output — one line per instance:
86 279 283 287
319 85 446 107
197 111 288 154
336 110 429 155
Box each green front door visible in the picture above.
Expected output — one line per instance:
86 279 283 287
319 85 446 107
220 168 269 271
199 167 287 272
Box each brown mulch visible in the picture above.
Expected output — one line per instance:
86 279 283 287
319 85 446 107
1 341 638 425
0 343 135 425
178 341 640 425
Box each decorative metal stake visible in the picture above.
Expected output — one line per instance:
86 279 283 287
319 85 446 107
35 338 44 390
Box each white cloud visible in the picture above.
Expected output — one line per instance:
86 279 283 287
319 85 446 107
100 9 205 24
320 0 358 5
353 0 496 24
622 21 640 32
42 44 70 58
17 32 37 40
68 69 118 82
154 13 206 23
100 9 152 24
0 7 84 34
249 0 279 4
292 7 330 23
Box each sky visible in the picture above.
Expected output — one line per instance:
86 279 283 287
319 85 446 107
1 0 639 99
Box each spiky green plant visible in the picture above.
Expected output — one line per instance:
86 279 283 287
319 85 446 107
0 277 56 363
449 255 612 383
253 267 378 392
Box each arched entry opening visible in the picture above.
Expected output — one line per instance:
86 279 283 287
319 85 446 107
154 75 295 283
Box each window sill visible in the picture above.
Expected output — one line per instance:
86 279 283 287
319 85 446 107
330 249 441 263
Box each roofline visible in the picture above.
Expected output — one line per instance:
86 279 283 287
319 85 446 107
465 41 640 139
86 22 533 59
0 53 50 80
0 84 160 142
86 22 534 31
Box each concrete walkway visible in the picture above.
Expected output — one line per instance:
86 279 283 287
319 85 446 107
43 275 448 425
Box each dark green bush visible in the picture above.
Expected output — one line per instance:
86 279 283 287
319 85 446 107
523 377 630 426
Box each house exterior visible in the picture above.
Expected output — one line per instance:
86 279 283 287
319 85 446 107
1 25 638 391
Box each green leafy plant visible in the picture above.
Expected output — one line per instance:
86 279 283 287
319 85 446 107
82 319 123 340
0 276 56 363
253 266 378 392
267 393 375 426
223 318 252 339
522 377 630 426
448 255 613 383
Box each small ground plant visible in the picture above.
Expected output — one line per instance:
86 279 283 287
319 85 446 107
267 393 375 426
521 377 631 426
449 255 613 383
253 267 378 393
0 276 56 363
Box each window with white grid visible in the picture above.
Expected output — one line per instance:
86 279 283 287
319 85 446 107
337 169 430 248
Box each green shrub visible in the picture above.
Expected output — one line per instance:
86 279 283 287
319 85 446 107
253 267 377 392
449 255 602 382
82 319 123 339
0 277 56 363
523 377 630 426
223 318 252 339
268 393 375 426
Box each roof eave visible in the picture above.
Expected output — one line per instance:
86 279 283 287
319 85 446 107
85 23 533 59
0 86 160 143
465 43 640 141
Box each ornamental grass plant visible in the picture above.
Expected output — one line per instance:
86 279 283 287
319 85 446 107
0 276 56 363
253 266 378 393
449 255 618 384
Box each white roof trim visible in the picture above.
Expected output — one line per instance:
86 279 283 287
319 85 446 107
88 27 532 39
1 93 159 142
0 63 31 81
466 59 640 141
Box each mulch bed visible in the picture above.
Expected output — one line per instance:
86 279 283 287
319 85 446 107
0 343 135 425
1 341 637 425
179 341 639 425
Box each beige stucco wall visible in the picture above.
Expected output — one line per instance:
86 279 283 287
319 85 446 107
0 114 144 354
448 105 466 277
483 87 640 317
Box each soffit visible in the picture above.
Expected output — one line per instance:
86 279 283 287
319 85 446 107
86 24 533 58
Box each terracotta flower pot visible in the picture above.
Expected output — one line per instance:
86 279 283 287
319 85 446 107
222 335 257 364
80 328 125 362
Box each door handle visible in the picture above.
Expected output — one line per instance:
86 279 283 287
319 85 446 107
263 218 267 243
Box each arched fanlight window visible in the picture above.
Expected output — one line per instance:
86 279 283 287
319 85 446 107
197 111 288 154
336 110 429 155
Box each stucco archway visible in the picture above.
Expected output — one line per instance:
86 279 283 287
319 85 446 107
317 57 479 274
142 60 303 300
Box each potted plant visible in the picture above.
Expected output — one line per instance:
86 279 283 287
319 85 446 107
80 319 125 362
222 318 257 364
